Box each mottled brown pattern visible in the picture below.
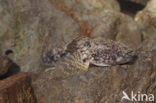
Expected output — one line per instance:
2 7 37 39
41 36 136 68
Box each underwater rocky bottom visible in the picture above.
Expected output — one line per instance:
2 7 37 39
0 0 156 103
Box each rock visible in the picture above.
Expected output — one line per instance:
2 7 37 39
139 34 156 51
32 49 156 103
0 0 142 73
53 0 120 14
0 72 36 103
0 52 12 77
135 0 156 50
83 10 142 48
0 0 154 102
0 0 79 72
135 0 156 38
51 0 121 38
53 0 142 49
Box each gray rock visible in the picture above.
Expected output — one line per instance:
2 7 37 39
32 49 156 103
78 10 142 48
53 0 120 14
135 0 156 50
0 0 79 72
135 0 156 37
53 0 142 49
0 0 142 73
0 52 12 76
0 0 155 103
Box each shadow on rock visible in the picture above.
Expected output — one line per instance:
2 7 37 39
0 62 21 80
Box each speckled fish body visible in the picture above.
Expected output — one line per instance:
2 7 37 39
41 36 136 68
